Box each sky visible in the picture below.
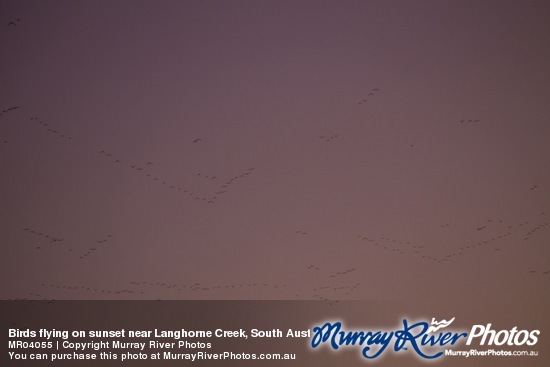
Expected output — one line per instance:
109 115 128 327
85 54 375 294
1 0 549 319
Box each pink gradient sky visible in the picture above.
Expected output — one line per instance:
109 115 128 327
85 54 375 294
0 0 549 321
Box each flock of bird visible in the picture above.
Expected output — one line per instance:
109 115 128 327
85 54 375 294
2 81 548 302
523 221 549 241
30 280 291 299
78 235 112 260
29 117 73 140
0 106 20 143
41 283 136 296
97 147 256 204
309 283 361 304
352 213 550 275
0 106 19 116
7 18 21 27
21 228 64 250
328 267 356 278
318 134 339 143
357 88 380 104
3 106 257 206
6 108 549 302
272 212 536 298
20 226 114 262
1 12 548 304
197 172 217 181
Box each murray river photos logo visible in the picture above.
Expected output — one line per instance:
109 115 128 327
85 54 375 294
310 317 540 360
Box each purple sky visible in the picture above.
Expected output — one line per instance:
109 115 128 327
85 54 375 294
1 0 549 319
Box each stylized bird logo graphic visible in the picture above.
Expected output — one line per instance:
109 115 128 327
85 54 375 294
427 317 456 333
